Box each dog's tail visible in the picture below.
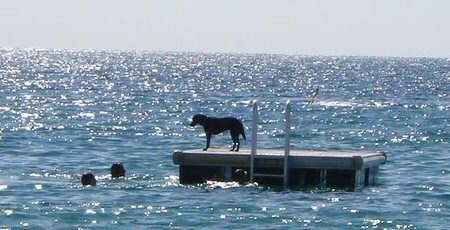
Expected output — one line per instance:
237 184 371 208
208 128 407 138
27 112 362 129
240 123 246 140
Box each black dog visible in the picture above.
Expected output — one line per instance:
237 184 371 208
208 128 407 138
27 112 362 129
190 114 246 151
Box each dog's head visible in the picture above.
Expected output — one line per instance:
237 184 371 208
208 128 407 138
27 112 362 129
190 114 207 126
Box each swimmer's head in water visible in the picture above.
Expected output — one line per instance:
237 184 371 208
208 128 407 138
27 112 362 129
233 169 248 185
81 173 96 186
111 163 126 178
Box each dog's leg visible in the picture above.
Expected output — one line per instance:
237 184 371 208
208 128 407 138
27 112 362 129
230 132 240 151
230 142 236 151
204 133 212 151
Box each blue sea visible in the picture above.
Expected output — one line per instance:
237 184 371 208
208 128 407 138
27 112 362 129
0 49 449 229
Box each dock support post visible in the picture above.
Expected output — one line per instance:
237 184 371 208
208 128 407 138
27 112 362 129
283 101 291 188
250 100 258 183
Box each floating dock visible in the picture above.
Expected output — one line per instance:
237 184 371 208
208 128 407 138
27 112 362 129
174 101 387 190
173 148 386 190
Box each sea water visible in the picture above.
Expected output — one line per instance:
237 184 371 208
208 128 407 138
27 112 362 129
0 49 449 229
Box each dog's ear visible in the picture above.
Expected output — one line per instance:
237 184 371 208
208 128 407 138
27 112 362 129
193 114 206 121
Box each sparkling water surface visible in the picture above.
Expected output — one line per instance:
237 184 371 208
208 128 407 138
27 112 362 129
0 49 449 228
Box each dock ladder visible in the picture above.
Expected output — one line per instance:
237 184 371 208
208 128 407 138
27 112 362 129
249 100 292 188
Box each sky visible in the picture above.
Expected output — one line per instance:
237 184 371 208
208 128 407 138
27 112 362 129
0 0 449 58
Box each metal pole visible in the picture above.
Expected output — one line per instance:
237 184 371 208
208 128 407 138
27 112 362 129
250 100 258 183
284 101 291 188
